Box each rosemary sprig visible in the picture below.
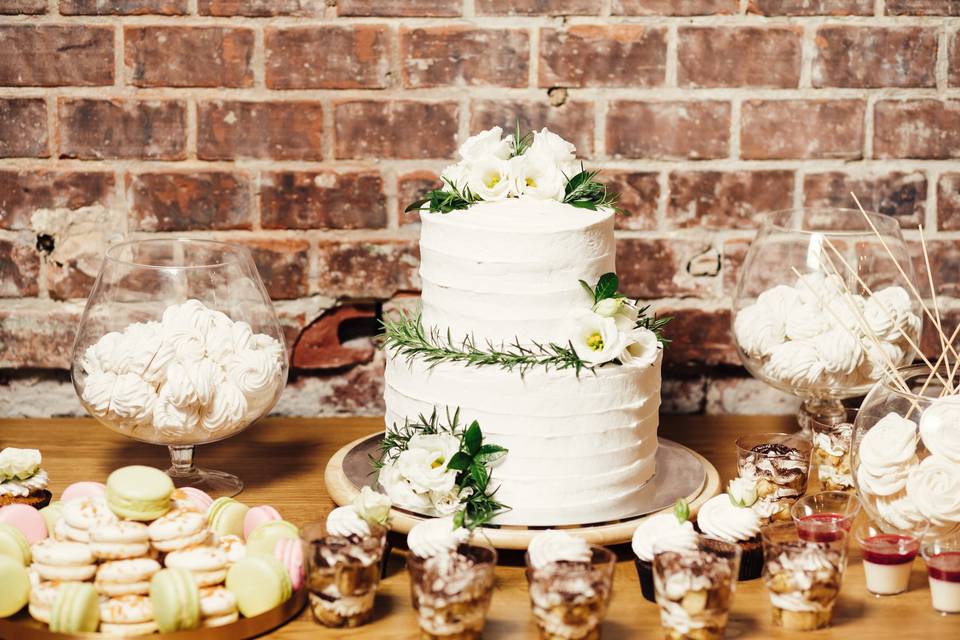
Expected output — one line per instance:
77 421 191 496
404 178 481 214
510 120 534 158
637 305 673 345
563 166 623 214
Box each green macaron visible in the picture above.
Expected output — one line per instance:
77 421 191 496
246 520 299 556
226 553 293 617
0 523 31 566
49 582 99 632
150 567 201 633
208 497 249 539
38 501 63 536
0 555 29 617
106 465 174 521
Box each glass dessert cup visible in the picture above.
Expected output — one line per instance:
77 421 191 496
855 521 922 597
922 538 960 615
303 521 385 627
731 208 920 434
408 544 497 640
761 521 848 631
70 238 289 496
525 546 615 640
791 491 861 541
736 432 811 520
652 535 741 640
811 409 856 492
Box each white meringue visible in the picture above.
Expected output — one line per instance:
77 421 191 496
200 381 247 432
784 304 830 341
919 396 960 464
153 386 202 435
82 370 117 416
765 340 825 388
734 302 786 359
226 350 280 411
812 329 863 375
109 373 158 425
906 454 960 527
863 286 915 341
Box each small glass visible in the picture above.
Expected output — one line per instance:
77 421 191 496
525 546 615 640
652 535 741 640
855 521 921 597
810 409 855 492
408 544 497 640
762 521 848 631
921 538 960 615
791 491 861 542
302 521 385 628
737 432 811 520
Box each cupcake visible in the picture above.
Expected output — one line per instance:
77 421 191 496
632 499 697 603
0 448 52 509
696 479 765 580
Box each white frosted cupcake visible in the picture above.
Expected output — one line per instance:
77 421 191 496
696 480 765 580
632 499 697 602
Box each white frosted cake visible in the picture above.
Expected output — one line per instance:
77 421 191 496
378 127 664 526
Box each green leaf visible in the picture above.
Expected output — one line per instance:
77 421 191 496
568 199 599 211
578 279 595 300
447 451 472 472
404 198 429 213
475 444 508 465
464 421 482 455
469 463 489 491
674 498 690 523
453 510 465 528
594 273 620 302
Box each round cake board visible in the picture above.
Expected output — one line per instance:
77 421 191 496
325 433 721 550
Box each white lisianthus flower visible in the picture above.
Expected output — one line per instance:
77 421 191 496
511 150 566 200
467 156 512 201
396 433 460 495
623 327 660 368
593 297 641 332
440 161 469 192
430 488 463 515
593 297 623 318
378 462 433 511
353 486 392 526
529 128 576 165
458 126 512 162
571 313 630 365
727 477 758 507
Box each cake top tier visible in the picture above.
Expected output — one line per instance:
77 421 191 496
421 197 613 234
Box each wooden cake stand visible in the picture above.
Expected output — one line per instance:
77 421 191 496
325 434 720 550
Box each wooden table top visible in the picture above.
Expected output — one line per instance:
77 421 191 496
1 415 957 639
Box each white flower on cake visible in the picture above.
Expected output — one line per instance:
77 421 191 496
353 486 392 526
466 156 512 201
397 433 460 494
510 151 566 201
458 126 513 162
571 313 630 365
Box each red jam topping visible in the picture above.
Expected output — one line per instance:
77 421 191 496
797 514 849 542
927 551 960 583
862 535 918 565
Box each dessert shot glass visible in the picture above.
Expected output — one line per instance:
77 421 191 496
302 521 385 628
791 492 861 542
407 543 497 640
855 521 922 597
810 409 856 492
652 535 741 640
762 521 848 631
736 433 811 520
525 545 615 640
921 538 960 615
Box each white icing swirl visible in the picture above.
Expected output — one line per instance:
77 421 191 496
200 380 247 432
109 373 158 425
857 412 918 498
695 494 762 543
82 370 117 416
919 396 960 464
906 454 960 527
631 512 697 562
527 530 591 569
165 326 207 363
225 350 280 411
407 517 471 559
326 506 372 539
0 448 41 481
153 386 201 435
81 331 122 374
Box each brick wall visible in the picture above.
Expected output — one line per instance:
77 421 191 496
1 0 959 418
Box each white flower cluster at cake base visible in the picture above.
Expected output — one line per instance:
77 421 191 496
734 272 920 390
80 299 284 441
378 433 468 516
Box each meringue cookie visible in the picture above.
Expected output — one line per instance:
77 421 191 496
874 491 925 532
919 397 960 464
765 340 825 388
200 381 247 432
82 370 118 416
757 284 802 310
153 388 202 436
225 350 280 411
82 331 123 375
906 454 960 527
112 323 164 377
784 304 830 341
795 272 844 307
109 373 158 425
527 530 591 569
863 286 914 342
734 302 786 359
813 329 863 375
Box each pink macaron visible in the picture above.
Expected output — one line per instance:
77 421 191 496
172 487 214 513
0 503 48 544
60 481 106 503
243 505 281 540
273 537 304 591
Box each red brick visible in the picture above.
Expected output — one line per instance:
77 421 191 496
603 171 659 231
260 171 387 230
813 27 937 88
125 27 254 88
470 100 594 158
678 27 802 88
617 238 719 299
0 99 47 159
60 0 187 13
198 100 323 161
402 27 530 88
660 307 737 366
937 173 960 230
199 0 324 15
476 0 601 14
398 171 439 224
0 1 46 14
0 26 113 87
949 33 960 87
667 170 793 230
234 238 309 300
606 101 730 160
59 99 186 160
874 100 960 159
46 253 101 301
722 237 750 295
612 0 735 14
0 235 39 297
742 100 864 160
803 171 927 227
128 172 252 232
334 101 458 160
924 240 960 298
337 0 461 15
539 26 666 88
0 303 80 368
749 0 872 14
885 0 960 15
265 26 391 90
316 240 419 298
0 171 114 230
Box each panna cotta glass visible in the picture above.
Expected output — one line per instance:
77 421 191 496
791 491 861 542
922 539 960 615
855 522 920 597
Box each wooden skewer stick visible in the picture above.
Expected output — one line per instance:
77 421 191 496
919 224 952 393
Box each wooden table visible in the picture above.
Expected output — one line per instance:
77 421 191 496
1 415 957 639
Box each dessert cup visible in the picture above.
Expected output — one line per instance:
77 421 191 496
855 521 921 597
761 521 848 631
791 491 861 542
302 521 385 628
526 545 615 640
408 543 497 640
811 409 856 492
921 538 960 614
737 433 811 520
652 535 741 640
632 503 697 602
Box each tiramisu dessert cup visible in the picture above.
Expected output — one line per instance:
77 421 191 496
632 499 697 602
525 530 615 640
855 521 922 597
811 411 855 492
791 491 861 541
761 521 848 631
406 517 496 640
328 486 393 577
736 433 811 521
696 479 766 581
652 534 741 640
921 538 960 614
302 520 385 627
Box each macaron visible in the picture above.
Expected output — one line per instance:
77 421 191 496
60 481 106 503
0 522 31 565
95 558 162 597
150 567 201 633
207 497 249 539
217 534 246 565
90 521 151 561
273 537 304 591
148 509 208 552
99 594 158 636
62 496 118 542
171 487 214 514
28 580 59 623
199 586 239 627
0 555 30 617
49 582 99 632
38 501 64 536
106 466 174 521
31 539 97 582
0 504 47 544
226 553 292 617
243 505 282 539
164 545 228 587
246 520 299 556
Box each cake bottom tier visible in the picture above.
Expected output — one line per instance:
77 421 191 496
383 351 662 526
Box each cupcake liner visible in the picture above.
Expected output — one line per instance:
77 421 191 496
738 539 764 581
633 558 656 603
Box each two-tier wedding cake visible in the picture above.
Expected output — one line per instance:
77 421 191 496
377 127 666 527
